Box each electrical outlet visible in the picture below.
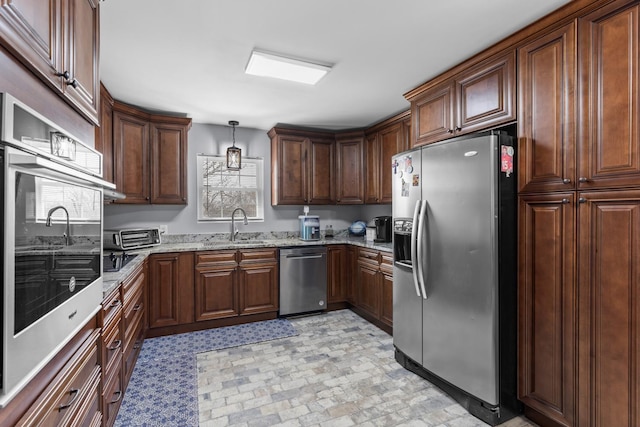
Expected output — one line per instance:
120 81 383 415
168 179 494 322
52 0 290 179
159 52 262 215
158 224 168 235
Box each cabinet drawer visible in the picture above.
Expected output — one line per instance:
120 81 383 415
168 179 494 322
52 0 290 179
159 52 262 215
122 262 145 301
102 313 123 379
239 248 277 263
196 251 237 266
17 329 100 427
123 284 144 337
380 253 393 275
102 364 124 427
123 319 144 384
358 248 380 267
72 370 102 427
101 286 122 328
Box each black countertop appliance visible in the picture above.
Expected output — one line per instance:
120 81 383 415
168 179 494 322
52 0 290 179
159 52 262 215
374 216 392 243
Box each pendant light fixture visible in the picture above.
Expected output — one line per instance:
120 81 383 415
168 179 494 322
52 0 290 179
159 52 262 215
226 120 241 170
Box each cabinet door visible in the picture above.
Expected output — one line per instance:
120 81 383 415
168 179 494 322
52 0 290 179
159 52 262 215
335 136 364 204
148 253 194 328
0 0 61 89
578 1 640 190
272 136 307 205
364 132 380 204
380 272 393 328
113 109 150 203
455 51 516 135
346 246 357 304
308 137 335 204
62 0 99 124
379 123 404 203
518 22 576 194
150 122 188 204
518 194 576 427
195 266 238 321
327 245 346 303
412 81 455 147
577 190 640 427
95 83 114 183
238 262 278 315
357 262 380 318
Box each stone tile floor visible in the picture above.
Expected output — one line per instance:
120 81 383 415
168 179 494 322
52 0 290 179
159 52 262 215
197 310 538 427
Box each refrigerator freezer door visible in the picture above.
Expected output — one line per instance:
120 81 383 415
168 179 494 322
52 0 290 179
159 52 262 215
392 148 424 364
421 135 499 405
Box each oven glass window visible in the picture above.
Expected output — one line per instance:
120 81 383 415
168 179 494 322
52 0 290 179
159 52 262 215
13 171 101 334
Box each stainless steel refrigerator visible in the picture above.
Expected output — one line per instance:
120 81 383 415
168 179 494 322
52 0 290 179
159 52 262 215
392 131 520 425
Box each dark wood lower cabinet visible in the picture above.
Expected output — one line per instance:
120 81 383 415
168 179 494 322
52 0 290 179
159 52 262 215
519 190 640 427
351 248 392 334
148 252 195 329
238 251 279 316
576 191 640 427
518 193 576 427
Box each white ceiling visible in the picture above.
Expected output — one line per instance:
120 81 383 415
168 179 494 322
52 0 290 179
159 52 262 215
100 0 569 131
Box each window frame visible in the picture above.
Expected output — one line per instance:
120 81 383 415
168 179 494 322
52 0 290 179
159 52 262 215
196 154 265 222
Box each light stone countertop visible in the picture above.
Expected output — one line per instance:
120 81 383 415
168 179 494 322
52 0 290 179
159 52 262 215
102 236 392 297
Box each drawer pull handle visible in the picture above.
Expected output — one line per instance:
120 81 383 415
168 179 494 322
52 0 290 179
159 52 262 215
110 390 123 404
58 388 79 411
133 304 142 311
109 340 122 351
110 299 121 308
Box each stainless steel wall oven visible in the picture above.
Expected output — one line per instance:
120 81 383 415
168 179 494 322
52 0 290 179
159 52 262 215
0 93 114 406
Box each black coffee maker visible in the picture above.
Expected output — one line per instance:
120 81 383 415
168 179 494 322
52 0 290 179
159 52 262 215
374 216 392 242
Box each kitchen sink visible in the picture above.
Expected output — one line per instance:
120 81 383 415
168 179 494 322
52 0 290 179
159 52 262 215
202 240 268 246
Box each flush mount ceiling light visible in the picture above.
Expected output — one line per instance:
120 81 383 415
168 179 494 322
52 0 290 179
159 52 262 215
226 120 241 170
245 50 332 85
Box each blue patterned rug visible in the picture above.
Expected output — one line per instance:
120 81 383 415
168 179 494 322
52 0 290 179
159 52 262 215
114 318 298 426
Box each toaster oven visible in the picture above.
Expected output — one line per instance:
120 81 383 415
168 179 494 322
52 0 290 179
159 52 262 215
104 228 161 250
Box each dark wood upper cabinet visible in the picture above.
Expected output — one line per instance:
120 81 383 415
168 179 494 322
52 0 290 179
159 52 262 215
0 0 100 124
364 112 410 204
113 105 150 203
109 100 191 204
150 122 189 204
269 127 335 205
408 51 515 147
578 1 640 190
62 0 99 123
335 131 364 204
95 82 114 183
518 22 577 194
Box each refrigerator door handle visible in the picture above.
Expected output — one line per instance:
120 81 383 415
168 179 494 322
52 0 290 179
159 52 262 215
411 200 422 298
416 200 428 299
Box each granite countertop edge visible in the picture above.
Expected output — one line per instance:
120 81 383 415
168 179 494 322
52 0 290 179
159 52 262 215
102 237 392 297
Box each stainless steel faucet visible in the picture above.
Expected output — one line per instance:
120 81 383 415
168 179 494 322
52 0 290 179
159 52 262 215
230 207 248 241
45 205 73 246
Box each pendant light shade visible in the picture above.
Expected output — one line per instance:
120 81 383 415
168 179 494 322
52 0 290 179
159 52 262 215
226 120 241 170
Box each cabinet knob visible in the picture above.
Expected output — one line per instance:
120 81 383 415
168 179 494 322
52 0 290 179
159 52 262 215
145 197 150 201
56 70 70 80
579 197 587 203
562 178 571 184
66 78 78 89
561 198 570 204
447 129 454 134
578 177 589 183
455 126 462 132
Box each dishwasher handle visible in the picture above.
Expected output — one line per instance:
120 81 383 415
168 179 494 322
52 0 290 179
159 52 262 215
284 254 324 260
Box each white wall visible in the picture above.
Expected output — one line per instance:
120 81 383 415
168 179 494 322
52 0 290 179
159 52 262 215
104 123 391 235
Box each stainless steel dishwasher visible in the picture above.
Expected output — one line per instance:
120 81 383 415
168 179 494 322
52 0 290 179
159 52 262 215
279 246 327 316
